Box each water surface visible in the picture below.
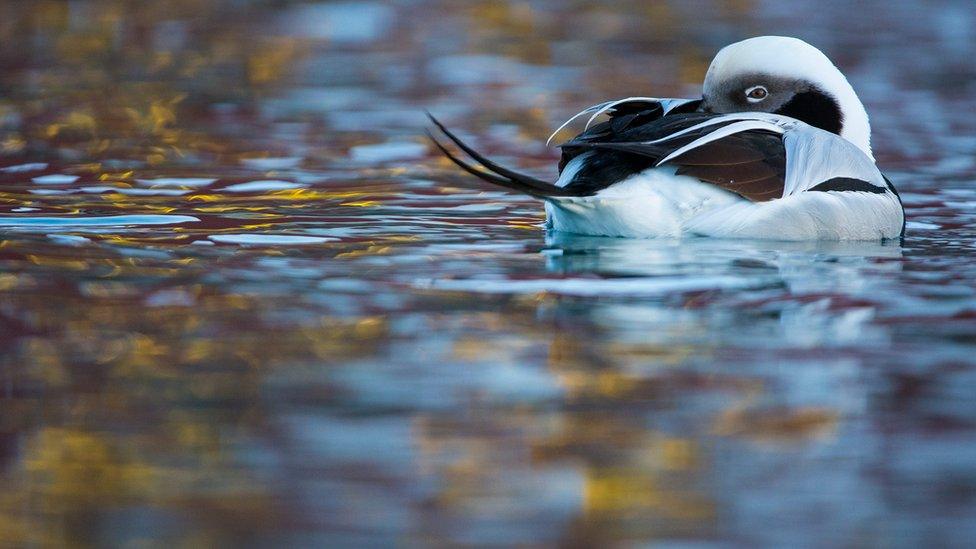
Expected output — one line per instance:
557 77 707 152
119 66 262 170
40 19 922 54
1 1 975 546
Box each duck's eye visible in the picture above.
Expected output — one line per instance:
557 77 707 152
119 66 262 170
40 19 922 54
745 85 768 102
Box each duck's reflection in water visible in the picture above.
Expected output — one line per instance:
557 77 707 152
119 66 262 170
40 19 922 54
402 233 909 545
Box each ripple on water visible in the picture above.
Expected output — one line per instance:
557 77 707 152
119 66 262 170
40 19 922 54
240 157 302 170
415 275 782 297
1 162 48 172
80 186 192 196
28 189 79 195
135 177 217 187
31 174 80 184
906 221 940 230
46 234 92 246
349 141 428 163
208 234 338 245
0 215 200 227
278 1 394 44
222 180 304 192
1 1 975 547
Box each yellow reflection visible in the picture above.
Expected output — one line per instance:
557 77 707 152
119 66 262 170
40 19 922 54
712 406 840 443
340 200 380 208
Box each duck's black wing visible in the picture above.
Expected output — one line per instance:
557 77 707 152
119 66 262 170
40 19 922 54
427 99 789 202
427 99 696 197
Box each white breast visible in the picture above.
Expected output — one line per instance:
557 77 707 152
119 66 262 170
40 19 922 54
546 167 742 238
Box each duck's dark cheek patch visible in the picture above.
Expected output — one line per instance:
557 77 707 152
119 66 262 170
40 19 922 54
776 88 844 135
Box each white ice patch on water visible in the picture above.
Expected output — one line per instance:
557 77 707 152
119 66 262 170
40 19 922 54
222 180 304 193
2 163 48 173
208 234 337 245
240 157 302 170
415 275 777 297
32 174 79 184
135 177 216 187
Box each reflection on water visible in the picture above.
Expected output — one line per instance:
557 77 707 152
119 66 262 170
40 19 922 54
1 0 976 546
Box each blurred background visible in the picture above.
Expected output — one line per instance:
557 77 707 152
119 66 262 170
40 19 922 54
0 0 975 546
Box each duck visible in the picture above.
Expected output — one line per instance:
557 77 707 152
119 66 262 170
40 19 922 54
427 36 905 241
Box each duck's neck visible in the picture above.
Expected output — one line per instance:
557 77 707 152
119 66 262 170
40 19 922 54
835 88 873 161
817 70 874 161
772 80 873 161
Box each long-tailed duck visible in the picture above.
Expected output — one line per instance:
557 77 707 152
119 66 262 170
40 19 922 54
428 36 905 240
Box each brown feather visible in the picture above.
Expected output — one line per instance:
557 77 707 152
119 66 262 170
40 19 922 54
666 133 786 202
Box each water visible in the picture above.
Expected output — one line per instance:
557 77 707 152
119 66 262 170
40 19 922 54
0 0 975 546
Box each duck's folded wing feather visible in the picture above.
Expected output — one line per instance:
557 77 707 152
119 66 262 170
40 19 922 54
560 114 789 202
561 112 895 203
549 97 701 148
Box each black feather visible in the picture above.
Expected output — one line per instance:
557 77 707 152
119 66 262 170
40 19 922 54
426 114 577 198
808 177 885 194
425 130 552 198
427 101 791 203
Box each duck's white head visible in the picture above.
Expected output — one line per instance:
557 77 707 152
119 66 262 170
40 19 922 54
700 36 873 160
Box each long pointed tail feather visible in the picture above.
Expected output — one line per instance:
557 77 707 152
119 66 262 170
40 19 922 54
425 130 551 198
426 113 575 198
